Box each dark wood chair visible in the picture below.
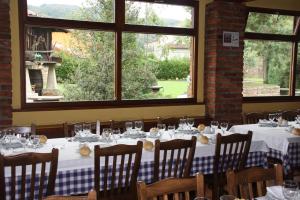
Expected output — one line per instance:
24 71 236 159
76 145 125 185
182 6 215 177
63 122 97 137
0 148 59 200
94 141 143 200
0 124 37 135
282 110 298 121
45 190 96 200
210 132 253 200
154 136 197 182
227 164 283 199
137 173 205 200
243 112 265 124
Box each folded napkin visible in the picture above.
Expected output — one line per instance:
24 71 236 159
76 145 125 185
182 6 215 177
258 119 277 127
2 142 23 149
74 134 99 143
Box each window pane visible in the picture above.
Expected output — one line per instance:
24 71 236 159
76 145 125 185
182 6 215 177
243 40 292 97
296 43 300 96
27 0 115 23
246 12 294 35
25 26 115 103
122 33 193 100
125 1 193 28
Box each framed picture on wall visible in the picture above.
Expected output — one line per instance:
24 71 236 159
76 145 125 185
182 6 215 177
223 31 239 47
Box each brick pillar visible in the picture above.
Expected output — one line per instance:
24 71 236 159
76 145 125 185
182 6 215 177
205 1 246 124
0 0 12 127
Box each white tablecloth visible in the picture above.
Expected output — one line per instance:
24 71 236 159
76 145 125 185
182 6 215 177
230 122 300 154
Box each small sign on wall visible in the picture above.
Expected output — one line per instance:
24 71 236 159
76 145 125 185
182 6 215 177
223 31 239 47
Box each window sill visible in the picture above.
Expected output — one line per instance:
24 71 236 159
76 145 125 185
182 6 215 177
243 96 300 103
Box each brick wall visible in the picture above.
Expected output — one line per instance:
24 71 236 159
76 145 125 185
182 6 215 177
205 1 247 124
0 0 12 127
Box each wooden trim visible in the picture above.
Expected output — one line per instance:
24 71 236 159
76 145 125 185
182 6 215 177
243 96 300 103
247 7 300 16
123 24 194 35
25 17 116 31
125 0 197 7
192 2 199 100
290 42 298 96
245 32 296 42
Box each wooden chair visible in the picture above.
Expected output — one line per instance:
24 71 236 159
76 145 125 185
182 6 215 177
63 122 97 137
154 136 197 182
94 141 143 200
44 190 96 200
0 124 36 135
226 164 283 199
210 132 253 200
282 110 298 121
0 148 59 200
243 112 265 124
137 173 205 200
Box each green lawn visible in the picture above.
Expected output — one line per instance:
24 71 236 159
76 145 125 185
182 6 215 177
157 80 188 98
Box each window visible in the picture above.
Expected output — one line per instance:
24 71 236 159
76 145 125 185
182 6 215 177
21 0 198 107
243 9 300 99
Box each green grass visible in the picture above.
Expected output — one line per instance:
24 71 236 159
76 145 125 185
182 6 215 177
157 80 188 98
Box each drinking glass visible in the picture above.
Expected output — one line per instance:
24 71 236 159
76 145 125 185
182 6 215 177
74 124 82 135
179 118 187 130
269 113 276 122
125 121 133 134
283 180 298 200
187 118 195 130
83 123 91 133
31 135 40 150
296 115 300 123
157 123 166 134
135 121 143 132
220 122 228 134
102 128 112 143
112 129 121 144
210 121 219 134
20 133 28 151
276 112 282 121
167 125 176 138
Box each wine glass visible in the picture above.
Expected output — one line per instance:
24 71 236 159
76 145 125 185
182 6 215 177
135 121 143 133
283 180 298 200
220 122 228 134
31 135 40 150
19 133 28 151
125 121 133 134
276 112 282 121
167 125 176 139
83 123 91 133
269 113 276 123
102 128 112 143
187 118 195 130
296 115 300 124
157 123 166 135
112 129 121 144
210 121 219 134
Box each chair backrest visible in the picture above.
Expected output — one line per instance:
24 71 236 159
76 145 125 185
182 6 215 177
63 122 97 137
137 173 205 200
212 132 253 199
0 148 59 200
94 141 143 199
243 112 265 124
282 110 298 121
0 124 36 135
44 190 96 200
227 164 283 199
154 136 197 182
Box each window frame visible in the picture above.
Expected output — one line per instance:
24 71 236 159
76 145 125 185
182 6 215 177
18 0 199 110
243 7 300 103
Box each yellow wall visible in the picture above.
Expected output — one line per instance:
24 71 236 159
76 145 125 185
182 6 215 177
10 0 300 126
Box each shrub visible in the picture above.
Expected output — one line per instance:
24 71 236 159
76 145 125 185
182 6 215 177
155 58 190 80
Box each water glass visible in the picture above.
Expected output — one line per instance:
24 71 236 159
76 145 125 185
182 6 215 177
276 112 282 121
187 118 195 130
220 122 228 134
74 124 82 135
102 128 112 143
125 121 133 133
283 180 298 200
112 129 121 144
20 133 28 151
179 118 187 130
296 115 300 123
157 123 166 134
31 135 40 150
135 121 143 132
269 113 276 122
210 121 219 134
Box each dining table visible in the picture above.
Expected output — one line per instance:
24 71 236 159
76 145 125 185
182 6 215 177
2 130 270 199
230 121 300 174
